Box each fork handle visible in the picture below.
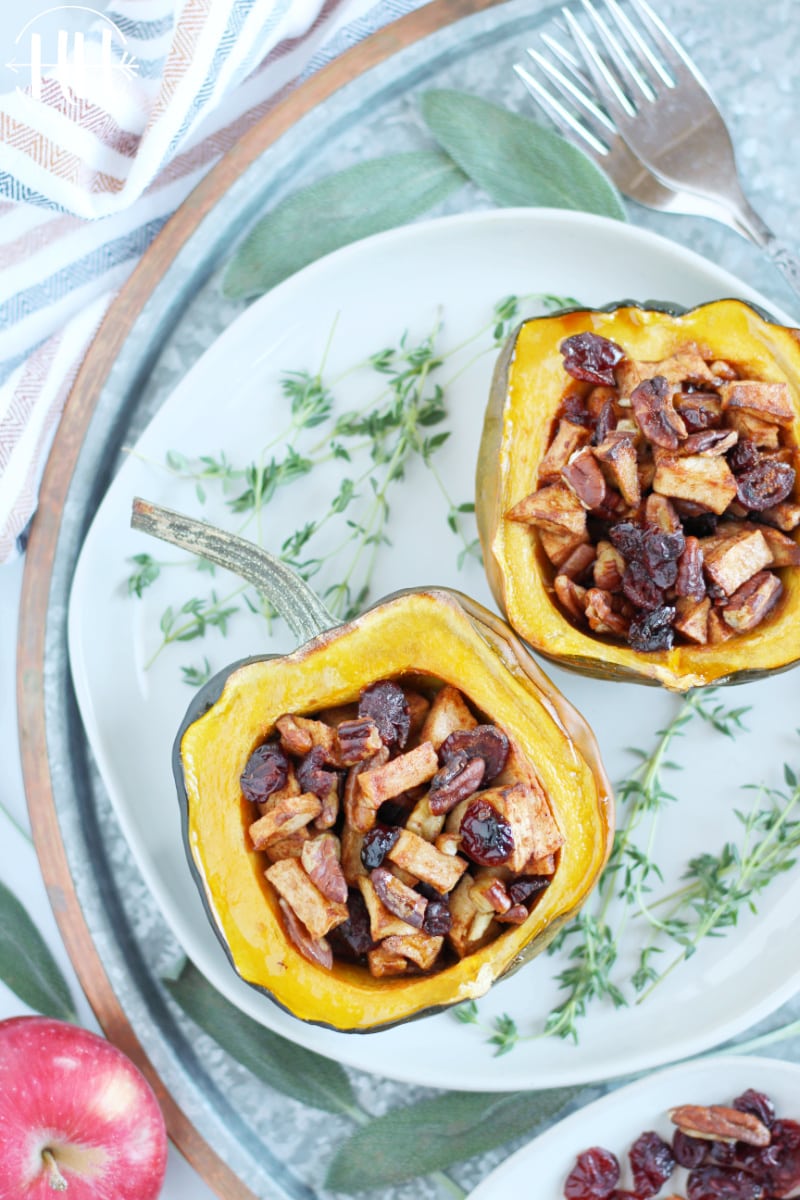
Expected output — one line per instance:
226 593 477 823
732 200 800 305
762 239 800 303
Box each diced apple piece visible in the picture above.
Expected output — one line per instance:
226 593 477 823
757 525 800 566
720 380 794 426
673 596 711 645
722 571 783 632
249 793 322 850
367 946 408 977
448 876 497 958
726 410 782 449
538 526 591 567
382 931 444 971
594 434 641 506
357 742 438 817
506 482 588 537
419 685 476 751
653 454 738 514
486 781 564 873
537 419 591 483
760 502 800 532
265 858 347 939
387 829 467 894
704 528 773 595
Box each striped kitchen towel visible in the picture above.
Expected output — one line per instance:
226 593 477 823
0 0 423 561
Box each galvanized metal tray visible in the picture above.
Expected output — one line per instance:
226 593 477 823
18 0 800 1196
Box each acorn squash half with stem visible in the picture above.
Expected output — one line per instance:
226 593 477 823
132 499 613 1033
476 299 800 691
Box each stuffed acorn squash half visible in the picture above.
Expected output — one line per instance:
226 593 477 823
477 299 800 691
132 500 613 1033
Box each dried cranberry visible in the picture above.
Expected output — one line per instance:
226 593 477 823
622 561 665 611
440 725 510 781
376 799 411 827
592 398 618 445
610 521 645 562
428 752 486 815
563 1146 621 1199
460 798 514 866
240 741 289 805
628 605 676 652
328 889 375 960
728 439 761 474
629 1130 675 1196
360 824 401 869
673 1128 708 1168
358 681 410 749
675 392 723 431
296 746 340 800
562 393 592 427
650 557 679 590
508 875 551 905
737 1118 800 1196
707 1141 736 1166
643 526 685 569
423 898 452 936
560 332 625 386
733 1089 776 1130
687 1165 765 1200
682 511 719 538
736 460 796 511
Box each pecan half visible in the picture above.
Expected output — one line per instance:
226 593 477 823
278 898 333 969
370 866 427 929
669 1104 771 1147
301 834 348 904
631 375 688 449
336 717 382 766
428 753 486 815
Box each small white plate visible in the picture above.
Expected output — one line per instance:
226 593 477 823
469 1054 800 1197
69 208 800 1091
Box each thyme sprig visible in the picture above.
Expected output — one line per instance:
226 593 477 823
458 688 772 1053
127 293 573 672
635 750 800 999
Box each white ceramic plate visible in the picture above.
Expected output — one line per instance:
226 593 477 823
69 209 800 1091
469 1054 800 1198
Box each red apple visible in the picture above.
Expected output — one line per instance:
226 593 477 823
0 1016 168 1199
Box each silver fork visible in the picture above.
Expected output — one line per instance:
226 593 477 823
517 0 800 301
515 36 731 224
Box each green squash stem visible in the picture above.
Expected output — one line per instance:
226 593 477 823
131 497 335 643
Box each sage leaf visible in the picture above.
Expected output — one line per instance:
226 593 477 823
0 879 76 1021
421 89 626 220
223 151 467 301
325 1084 581 1191
165 960 360 1116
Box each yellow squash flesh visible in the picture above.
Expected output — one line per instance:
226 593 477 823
477 299 800 690
178 588 613 1032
